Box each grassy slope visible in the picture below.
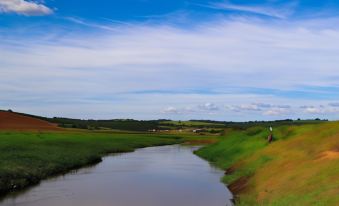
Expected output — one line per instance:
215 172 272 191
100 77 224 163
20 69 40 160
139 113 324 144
0 130 181 195
196 122 339 206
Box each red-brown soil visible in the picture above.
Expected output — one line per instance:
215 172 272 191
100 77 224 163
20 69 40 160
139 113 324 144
0 111 60 131
228 176 251 195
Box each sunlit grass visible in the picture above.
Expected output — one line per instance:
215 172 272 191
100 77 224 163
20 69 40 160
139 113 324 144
196 122 339 205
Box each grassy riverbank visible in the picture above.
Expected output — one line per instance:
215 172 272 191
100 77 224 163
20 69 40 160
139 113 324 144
196 122 339 206
0 130 181 195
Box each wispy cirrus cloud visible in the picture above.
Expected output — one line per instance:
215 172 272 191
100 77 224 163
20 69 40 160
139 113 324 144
263 108 290 116
64 17 121 31
162 103 219 115
226 103 292 116
207 1 298 19
0 0 53 16
300 104 339 115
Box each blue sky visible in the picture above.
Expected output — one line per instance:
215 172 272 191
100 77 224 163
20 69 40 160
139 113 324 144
1 0 339 120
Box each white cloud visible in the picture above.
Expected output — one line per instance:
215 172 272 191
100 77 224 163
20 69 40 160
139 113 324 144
239 104 261 111
162 103 219 115
225 105 240 112
162 106 180 114
3 18 339 91
276 105 291 109
0 0 53 16
301 105 339 114
263 108 289 116
161 106 198 115
329 102 339 107
304 107 322 114
255 103 272 108
198 102 219 111
226 103 292 115
1 17 339 120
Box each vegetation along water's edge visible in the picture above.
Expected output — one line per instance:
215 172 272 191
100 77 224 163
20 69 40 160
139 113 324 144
0 130 182 196
195 122 339 206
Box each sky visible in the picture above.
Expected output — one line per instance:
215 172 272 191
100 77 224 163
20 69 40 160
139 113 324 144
1 0 339 121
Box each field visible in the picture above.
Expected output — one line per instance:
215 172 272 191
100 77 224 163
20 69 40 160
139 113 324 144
196 122 339 206
0 130 181 195
0 111 338 205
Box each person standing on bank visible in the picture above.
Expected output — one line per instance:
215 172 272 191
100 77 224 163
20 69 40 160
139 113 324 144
268 126 273 143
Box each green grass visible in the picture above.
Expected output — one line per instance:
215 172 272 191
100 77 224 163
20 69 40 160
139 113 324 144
195 127 269 183
0 130 182 195
195 123 339 206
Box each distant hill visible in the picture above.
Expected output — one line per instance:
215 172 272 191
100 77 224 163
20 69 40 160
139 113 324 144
0 110 162 131
0 111 59 131
0 109 328 131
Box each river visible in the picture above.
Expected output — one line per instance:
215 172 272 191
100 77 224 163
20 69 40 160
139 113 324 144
0 145 233 206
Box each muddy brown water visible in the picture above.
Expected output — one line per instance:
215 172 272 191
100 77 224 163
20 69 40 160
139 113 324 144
0 145 233 206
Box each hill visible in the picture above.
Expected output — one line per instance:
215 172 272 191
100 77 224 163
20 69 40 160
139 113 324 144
196 122 339 205
0 111 59 131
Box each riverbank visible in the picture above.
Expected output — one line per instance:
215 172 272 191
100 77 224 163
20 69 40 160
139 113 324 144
0 130 181 196
195 122 339 205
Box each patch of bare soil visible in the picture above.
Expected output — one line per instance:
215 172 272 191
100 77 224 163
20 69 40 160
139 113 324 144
225 165 237 175
0 111 60 131
228 176 251 195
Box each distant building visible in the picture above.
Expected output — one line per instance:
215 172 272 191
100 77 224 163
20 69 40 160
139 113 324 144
192 129 204 133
